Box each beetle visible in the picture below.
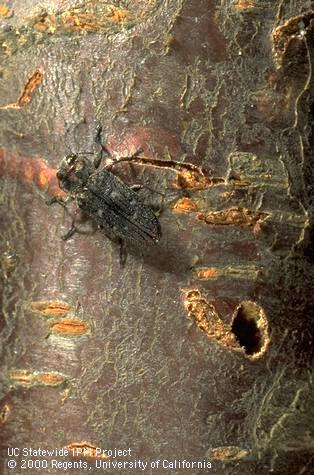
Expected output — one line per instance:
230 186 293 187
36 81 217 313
48 134 162 256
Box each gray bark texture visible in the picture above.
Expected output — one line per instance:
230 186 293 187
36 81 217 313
0 1 313 474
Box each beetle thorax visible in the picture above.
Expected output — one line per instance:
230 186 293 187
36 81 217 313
57 154 94 193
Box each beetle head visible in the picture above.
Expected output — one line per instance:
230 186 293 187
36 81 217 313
57 154 94 193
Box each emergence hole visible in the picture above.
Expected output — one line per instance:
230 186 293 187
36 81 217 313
231 301 268 357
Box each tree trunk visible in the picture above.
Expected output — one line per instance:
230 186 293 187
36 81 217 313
0 1 313 474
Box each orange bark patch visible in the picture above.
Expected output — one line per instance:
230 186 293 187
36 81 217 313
108 7 128 23
50 318 89 336
34 11 98 33
34 13 57 32
62 13 99 32
174 170 240 190
175 169 211 190
233 0 255 10
1 69 44 109
198 206 269 231
32 160 57 191
36 373 66 386
172 197 199 213
0 5 10 16
38 170 49 187
208 446 250 461
9 370 66 387
33 3 131 34
30 301 72 317
194 265 259 281
64 442 109 460
183 290 239 351
0 404 10 424
17 69 44 107
195 268 217 279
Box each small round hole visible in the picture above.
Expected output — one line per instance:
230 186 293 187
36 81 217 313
231 301 268 357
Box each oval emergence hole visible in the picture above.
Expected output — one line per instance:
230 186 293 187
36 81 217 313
231 301 268 357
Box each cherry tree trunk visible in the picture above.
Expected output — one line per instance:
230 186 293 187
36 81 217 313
0 1 313 474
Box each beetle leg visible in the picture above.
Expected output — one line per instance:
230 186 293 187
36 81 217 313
62 211 98 240
61 222 77 241
94 125 113 169
46 196 65 206
46 196 73 210
95 125 103 144
94 125 110 169
93 154 102 170
94 142 112 169
130 147 143 158
62 224 99 240
96 123 143 172
62 222 99 240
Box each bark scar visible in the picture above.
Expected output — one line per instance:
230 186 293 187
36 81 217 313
0 69 44 109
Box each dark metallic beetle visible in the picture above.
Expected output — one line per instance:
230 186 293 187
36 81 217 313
50 147 161 247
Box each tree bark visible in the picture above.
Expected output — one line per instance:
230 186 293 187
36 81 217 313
0 1 313 474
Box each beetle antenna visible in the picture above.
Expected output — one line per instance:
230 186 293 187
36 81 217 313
64 125 73 155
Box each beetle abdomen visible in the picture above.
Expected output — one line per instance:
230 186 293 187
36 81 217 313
77 169 161 244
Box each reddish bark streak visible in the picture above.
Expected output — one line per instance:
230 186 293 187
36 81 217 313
0 148 63 197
